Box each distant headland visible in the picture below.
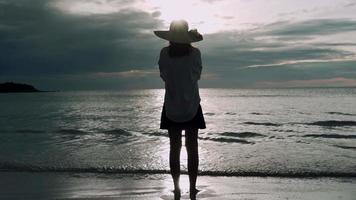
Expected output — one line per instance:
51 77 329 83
0 82 44 93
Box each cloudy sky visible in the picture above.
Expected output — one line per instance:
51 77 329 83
1 0 356 90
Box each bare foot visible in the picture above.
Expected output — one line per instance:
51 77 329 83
173 189 181 200
190 188 200 200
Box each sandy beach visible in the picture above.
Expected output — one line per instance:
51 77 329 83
0 172 355 200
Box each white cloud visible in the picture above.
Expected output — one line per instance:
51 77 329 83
51 0 144 15
255 77 356 88
244 58 356 69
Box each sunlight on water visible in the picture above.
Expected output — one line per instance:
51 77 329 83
0 88 356 176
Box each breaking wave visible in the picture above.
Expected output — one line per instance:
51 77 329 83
1 162 355 178
307 120 356 127
302 134 356 139
220 132 265 138
333 145 356 150
326 112 356 116
244 122 281 126
198 136 253 144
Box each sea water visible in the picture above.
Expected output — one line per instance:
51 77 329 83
0 88 355 177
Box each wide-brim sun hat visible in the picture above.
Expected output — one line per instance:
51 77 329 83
154 20 203 44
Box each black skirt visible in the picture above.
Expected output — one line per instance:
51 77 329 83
160 104 206 130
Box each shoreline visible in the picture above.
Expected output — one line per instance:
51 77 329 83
1 172 355 200
1 169 356 178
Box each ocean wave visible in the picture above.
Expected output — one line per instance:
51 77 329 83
103 129 132 136
204 112 215 116
2 129 263 144
198 137 253 144
250 112 269 115
222 95 300 98
15 129 46 134
142 132 259 144
143 132 168 137
302 134 356 139
272 129 295 133
327 112 356 116
140 132 254 144
1 163 355 178
139 132 255 144
244 122 281 126
333 145 356 150
0 129 47 134
56 129 87 135
298 112 312 115
220 132 265 138
307 120 356 127
225 112 237 115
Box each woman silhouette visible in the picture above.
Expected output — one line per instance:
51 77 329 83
154 20 206 199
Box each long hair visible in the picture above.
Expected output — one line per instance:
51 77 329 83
168 42 192 57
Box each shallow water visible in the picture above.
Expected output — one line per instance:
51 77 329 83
1 172 355 200
0 88 356 177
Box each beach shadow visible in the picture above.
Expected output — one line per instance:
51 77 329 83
161 188 218 200
161 190 196 200
174 192 181 200
175 188 199 200
190 191 197 200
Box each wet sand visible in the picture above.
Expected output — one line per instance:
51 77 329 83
0 172 355 199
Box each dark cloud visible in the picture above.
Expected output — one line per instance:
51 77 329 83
1 1 356 89
262 19 356 36
197 59 356 88
151 11 161 18
0 0 164 77
195 19 356 87
199 28 353 70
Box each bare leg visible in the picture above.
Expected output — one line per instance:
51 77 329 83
168 128 182 196
185 128 199 199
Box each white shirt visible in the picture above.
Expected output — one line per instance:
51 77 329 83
159 46 202 122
